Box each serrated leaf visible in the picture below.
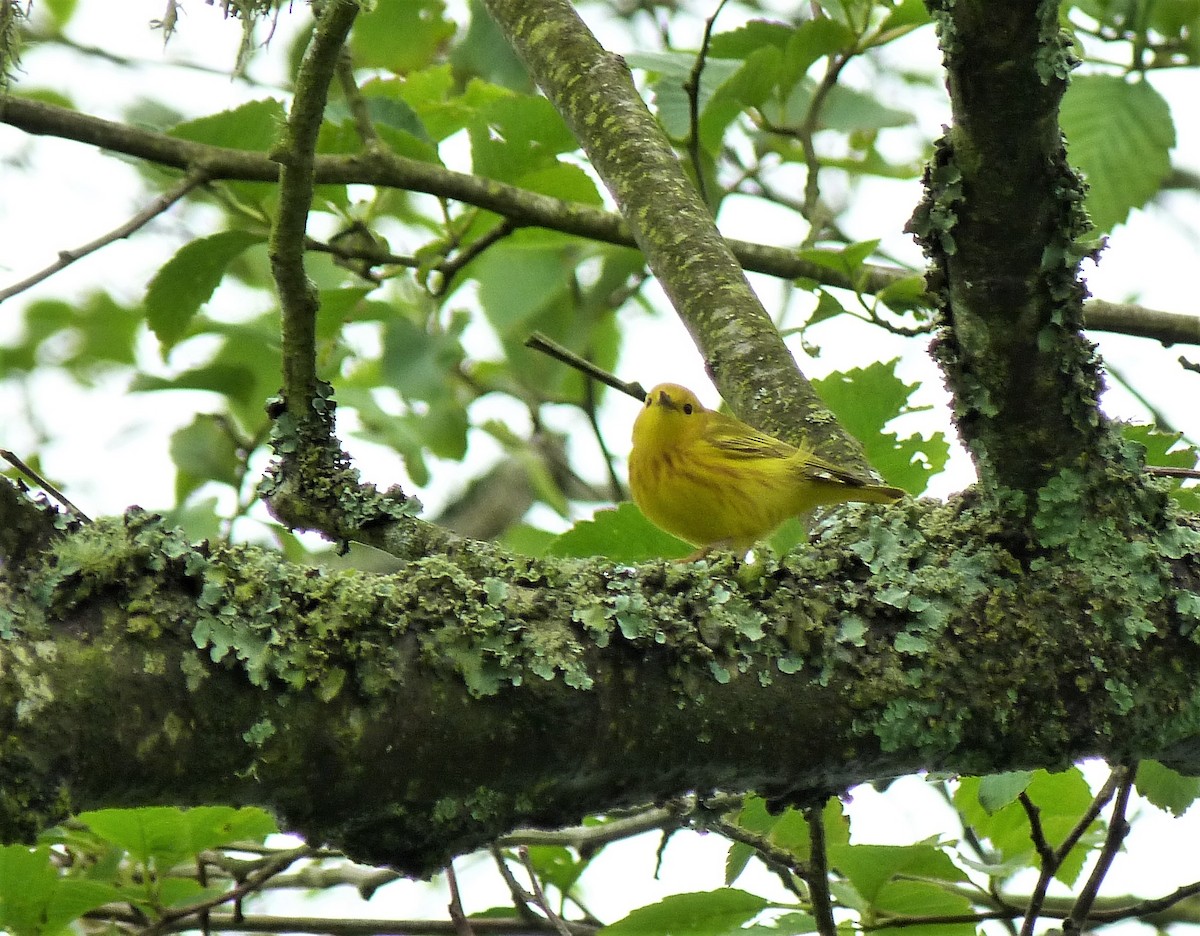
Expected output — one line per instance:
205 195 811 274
145 231 264 349
600 889 770 936
546 503 692 562
1060 75 1175 232
1136 759 1200 817
813 360 949 494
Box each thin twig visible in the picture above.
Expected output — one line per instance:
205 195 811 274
1067 766 1135 930
524 332 645 401
335 50 380 148
1146 465 1200 479
682 0 731 206
140 847 314 936
518 846 574 936
0 169 208 304
805 804 837 936
432 219 519 296
1019 770 1121 936
1 449 91 521
446 863 475 936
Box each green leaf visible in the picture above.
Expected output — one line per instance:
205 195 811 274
0 845 124 936
145 231 265 350
170 415 243 502
77 805 276 874
42 0 79 29
1136 759 1200 817
450 0 532 91
813 360 949 495
468 92 579 181
167 99 284 151
977 770 1034 814
546 503 693 562
828 841 967 906
1060 75 1176 232
600 889 770 936
955 768 1098 887
380 313 466 402
350 0 457 74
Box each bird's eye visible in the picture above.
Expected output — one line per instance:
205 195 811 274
683 403 693 415
644 397 652 408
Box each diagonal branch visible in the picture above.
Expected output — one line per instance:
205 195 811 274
0 168 208 304
478 0 875 471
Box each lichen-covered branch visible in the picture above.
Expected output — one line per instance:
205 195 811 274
3 490 1200 874
2 97 1195 348
910 1 1108 494
478 0 875 469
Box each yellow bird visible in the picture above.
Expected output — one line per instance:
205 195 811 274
629 383 904 556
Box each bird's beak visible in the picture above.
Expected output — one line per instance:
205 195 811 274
657 389 674 409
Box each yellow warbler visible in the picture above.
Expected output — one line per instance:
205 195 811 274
629 383 904 556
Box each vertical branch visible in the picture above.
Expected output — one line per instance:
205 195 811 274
270 0 361 412
909 1 1104 494
804 804 837 936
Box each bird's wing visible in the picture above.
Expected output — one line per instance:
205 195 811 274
702 413 796 461
703 411 881 488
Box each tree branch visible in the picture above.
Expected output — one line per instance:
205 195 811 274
1 96 1195 347
4 496 1200 876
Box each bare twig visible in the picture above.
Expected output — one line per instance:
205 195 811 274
1019 769 1121 936
0 449 91 521
446 863 475 936
524 332 645 402
681 0 730 205
804 804 837 936
1067 766 1135 930
518 846 574 936
0 169 208 304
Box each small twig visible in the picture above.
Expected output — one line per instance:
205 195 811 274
446 862 475 936
518 846 574 936
704 817 807 901
1019 769 1121 936
140 847 314 936
681 0 731 205
1067 766 1135 931
490 846 543 926
1146 465 1200 479
581 375 626 501
1 449 91 522
1180 355 1200 374
335 50 380 148
523 332 645 402
432 220 519 296
804 804 837 936
1019 793 1055 866
0 169 208 304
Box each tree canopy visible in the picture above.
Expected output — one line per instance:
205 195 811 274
2 0 1200 934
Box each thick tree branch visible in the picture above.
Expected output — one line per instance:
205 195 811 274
911 2 1107 493
1 96 1195 348
3 494 1200 876
478 0 881 472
